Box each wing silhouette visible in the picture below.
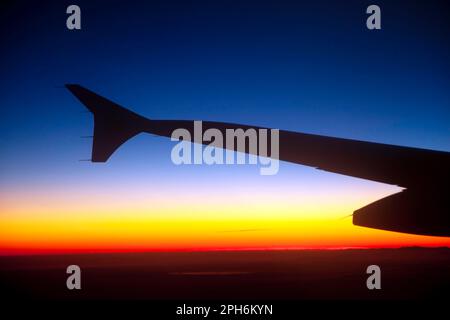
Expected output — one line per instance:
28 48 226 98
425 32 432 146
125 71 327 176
66 84 450 237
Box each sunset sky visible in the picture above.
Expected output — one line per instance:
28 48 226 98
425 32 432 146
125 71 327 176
1 0 450 254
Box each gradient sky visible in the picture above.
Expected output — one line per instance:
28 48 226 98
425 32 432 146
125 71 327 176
1 0 450 254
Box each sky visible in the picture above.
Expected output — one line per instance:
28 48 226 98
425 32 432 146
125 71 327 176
0 0 450 254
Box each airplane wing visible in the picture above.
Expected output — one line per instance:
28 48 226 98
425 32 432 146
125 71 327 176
66 84 450 237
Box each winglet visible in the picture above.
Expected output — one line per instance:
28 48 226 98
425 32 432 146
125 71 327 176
66 84 151 162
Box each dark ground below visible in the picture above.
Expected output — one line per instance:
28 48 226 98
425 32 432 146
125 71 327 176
1 247 449 300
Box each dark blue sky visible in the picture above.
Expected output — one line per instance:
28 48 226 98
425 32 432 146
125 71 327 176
1 0 449 191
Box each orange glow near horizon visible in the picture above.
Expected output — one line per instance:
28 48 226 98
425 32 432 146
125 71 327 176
2 182 450 255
